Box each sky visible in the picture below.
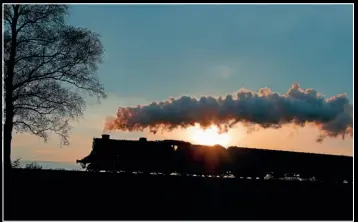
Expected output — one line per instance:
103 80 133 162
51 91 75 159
11 4 353 163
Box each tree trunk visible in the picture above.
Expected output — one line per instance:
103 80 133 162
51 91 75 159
4 116 15 220
4 5 19 170
4 5 19 220
4 117 14 172
4 95 15 219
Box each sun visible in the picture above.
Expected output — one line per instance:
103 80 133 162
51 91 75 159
188 124 230 147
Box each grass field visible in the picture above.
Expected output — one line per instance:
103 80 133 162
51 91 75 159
5 168 353 220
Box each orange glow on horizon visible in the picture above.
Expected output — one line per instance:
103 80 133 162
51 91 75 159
187 124 230 147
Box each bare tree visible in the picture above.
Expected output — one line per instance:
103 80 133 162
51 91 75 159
3 4 107 171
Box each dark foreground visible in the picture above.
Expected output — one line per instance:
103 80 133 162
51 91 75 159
6 169 353 220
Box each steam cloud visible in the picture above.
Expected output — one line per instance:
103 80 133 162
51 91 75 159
104 84 353 142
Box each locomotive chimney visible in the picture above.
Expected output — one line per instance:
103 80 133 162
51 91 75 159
102 134 110 140
139 137 147 142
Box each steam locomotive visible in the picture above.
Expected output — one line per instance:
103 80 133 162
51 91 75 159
77 134 353 183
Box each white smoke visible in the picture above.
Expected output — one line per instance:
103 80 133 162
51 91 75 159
104 84 353 142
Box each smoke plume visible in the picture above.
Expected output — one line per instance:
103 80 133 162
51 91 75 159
104 84 353 142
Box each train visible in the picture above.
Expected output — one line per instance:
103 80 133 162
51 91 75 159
76 134 353 183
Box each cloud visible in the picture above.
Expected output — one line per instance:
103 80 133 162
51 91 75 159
105 84 353 143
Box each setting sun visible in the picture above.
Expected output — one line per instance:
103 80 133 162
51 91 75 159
188 124 230 147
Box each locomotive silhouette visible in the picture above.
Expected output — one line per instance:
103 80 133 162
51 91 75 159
77 134 353 183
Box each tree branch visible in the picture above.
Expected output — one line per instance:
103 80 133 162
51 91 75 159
16 10 53 34
14 120 42 137
14 106 57 115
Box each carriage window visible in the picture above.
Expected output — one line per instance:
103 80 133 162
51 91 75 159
174 145 178 151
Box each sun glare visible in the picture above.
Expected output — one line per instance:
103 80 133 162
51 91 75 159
188 124 230 147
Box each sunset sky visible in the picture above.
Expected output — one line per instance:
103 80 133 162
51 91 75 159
11 4 353 162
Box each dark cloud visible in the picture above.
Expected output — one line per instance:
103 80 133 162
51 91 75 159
104 84 353 142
